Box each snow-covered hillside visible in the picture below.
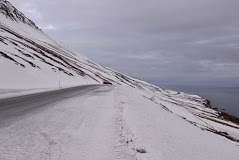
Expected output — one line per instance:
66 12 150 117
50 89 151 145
0 0 239 159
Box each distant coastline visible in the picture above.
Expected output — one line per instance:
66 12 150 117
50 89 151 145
160 85 239 118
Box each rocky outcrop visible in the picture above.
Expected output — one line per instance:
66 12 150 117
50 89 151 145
0 0 39 29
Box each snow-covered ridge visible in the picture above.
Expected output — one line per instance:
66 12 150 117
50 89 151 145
0 0 38 29
0 0 239 146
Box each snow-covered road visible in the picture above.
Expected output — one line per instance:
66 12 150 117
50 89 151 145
0 85 118 159
0 85 238 160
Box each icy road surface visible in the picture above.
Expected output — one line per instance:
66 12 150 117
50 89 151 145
0 85 238 160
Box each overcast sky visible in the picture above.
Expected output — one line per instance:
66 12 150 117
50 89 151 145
10 0 239 86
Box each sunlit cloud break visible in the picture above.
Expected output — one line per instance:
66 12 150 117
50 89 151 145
39 25 56 30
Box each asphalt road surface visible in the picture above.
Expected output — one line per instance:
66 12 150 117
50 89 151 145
0 85 105 127
0 84 119 160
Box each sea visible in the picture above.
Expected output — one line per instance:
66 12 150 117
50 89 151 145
160 85 239 118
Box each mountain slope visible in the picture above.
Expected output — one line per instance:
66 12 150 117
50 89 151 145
0 0 38 29
0 0 239 159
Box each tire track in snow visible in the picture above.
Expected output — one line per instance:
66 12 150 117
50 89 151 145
113 92 146 160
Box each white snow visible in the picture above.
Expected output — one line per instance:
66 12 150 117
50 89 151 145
0 1 239 159
0 85 238 160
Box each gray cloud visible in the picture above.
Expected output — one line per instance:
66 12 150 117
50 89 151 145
9 0 239 86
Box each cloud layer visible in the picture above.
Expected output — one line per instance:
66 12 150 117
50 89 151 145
10 0 239 86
